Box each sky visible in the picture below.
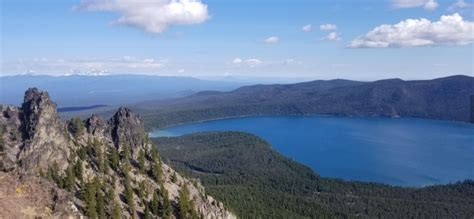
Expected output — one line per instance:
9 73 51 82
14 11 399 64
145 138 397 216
1 0 473 81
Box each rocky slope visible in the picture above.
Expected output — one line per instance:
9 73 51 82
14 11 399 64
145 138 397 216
0 88 235 218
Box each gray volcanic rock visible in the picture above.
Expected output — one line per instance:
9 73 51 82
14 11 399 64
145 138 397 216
85 114 106 136
0 105 22 171
108 107 146 157
1 88 71 173
17 88 71 173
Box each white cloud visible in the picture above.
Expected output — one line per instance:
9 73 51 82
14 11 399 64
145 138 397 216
320 24 337 31
76 0 209 34
348 13 474 48
449 0 472 11
3 56 167 75
302 24 312 32
232 58 243 64
231 58 262 67
246 58 262 65
391 0 439 10
322 32 341 41
424 0 439 10
264 36 279 44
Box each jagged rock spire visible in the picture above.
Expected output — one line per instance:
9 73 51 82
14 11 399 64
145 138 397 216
0 88 71 173
21 88 59 140
85 114 106 136
108 107 146 156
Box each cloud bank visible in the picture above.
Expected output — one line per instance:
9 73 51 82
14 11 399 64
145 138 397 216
2 57 167 76
77 0 209 33
348 13 474 48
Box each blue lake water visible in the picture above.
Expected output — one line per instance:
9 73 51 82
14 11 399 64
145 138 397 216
149 116 474 187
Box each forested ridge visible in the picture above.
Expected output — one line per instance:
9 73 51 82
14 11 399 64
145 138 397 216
136 75 474 129
153 132 474 218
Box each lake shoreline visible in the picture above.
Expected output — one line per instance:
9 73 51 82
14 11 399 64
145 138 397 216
150 115 474 187
149 113 474 132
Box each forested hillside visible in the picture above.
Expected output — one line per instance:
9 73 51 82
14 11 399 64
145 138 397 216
153 132 474 218
136 75 474 129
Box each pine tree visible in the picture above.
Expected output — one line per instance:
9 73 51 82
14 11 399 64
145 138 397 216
94 139 105 173
109 146 120 171
107 186 122 219
151 160 162 182
74 160 83 182
161 184 172 219
122 144 131 161
189 200 199 219
122 159 132 177
64 164 75 191
84 181 97 218
151 146 160 162
70 117 85 137
138 149 146 173
77 147 86 160
111 199 122 219
124 174 135 216
144 204 151 219
138 180 146 200
178 184 190 219
106 187 114 210
150 189 160 215
97 191 106 219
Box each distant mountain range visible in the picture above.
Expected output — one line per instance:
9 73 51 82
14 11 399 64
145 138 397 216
0 75 244 106
133 75 474 129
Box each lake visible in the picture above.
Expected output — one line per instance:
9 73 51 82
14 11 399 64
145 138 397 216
149 116 474 187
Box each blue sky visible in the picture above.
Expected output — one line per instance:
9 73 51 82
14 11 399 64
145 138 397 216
1 0 473 80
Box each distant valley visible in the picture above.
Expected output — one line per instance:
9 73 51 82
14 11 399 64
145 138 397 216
0 74 244 106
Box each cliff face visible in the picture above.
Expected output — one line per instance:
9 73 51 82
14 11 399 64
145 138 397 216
19 88 71 173
0 88 235 219
108 107 147 158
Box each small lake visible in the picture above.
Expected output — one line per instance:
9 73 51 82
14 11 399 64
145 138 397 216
150 116 474 187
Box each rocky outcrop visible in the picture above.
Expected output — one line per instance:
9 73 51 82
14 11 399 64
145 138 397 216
0 88 70 173
0 105 22 171
18 88 71 174
85 114 106 136
0 88 235 219
108 107 147 158
0 172 82 218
